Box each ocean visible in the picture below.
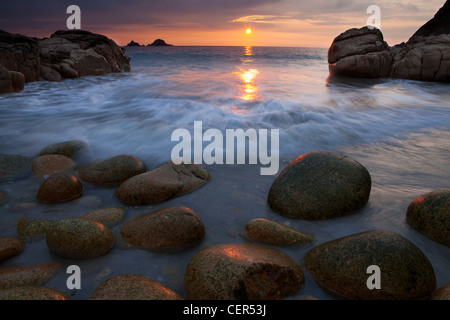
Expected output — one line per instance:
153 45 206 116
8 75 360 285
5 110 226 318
0 46 449 299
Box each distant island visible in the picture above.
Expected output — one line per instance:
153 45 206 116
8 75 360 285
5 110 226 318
126 39 173 47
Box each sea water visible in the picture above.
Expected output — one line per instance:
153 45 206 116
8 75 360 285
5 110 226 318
0 46 449 299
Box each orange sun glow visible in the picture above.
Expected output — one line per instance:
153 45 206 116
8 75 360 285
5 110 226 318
246 28 252 34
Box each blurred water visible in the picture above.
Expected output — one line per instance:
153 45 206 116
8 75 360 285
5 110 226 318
0 46 449 300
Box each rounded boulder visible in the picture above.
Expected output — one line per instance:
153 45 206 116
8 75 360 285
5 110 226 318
184 243 305 300
268 151 371 219
406 189 450 247
36 172 83 203
245 218 313 246
46 218 114 259
304 230 436 300
120 206 205 252
32 154 75 176
90 274 184 300
78 155 147 185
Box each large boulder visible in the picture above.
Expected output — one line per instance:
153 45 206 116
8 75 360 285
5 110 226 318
0 64 25 93
406 189 450 247
328 27 392 78
304 230 436 300
328 0 450 82
0 29 131 93
184 243 304 300
0 30 40 82
115 161 210 206
39 30 131 79
268 151 371 220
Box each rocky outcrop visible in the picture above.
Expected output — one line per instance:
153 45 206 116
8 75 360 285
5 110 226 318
126 40 141 47
148 39 173 46
329 0 450 82
0 29 131 93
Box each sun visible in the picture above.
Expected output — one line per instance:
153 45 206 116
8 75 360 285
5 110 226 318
246 28 252 35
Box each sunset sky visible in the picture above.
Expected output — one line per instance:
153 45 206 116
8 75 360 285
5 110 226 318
0 0 446 48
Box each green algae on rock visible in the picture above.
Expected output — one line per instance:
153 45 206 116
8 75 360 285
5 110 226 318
304 230 436 300
45 217 114 259
268 151 371 220
78 154 147 185
120 206 205 252
90 274 184 300
245 218 313 246
406 189 450 247
184 243 305 300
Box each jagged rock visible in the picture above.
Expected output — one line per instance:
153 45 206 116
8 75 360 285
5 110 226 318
148 39 173 46
127 40 141 47
328 1 450 82
0 30 40 82
0 29 131 93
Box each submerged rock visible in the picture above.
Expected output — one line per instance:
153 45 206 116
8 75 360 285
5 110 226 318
78 154 147 185
0 191 7 205
245 218 313 246
0 154 33 181
90 274 184 300
268 151 371 220
16 217 56 240
120 206 205 252
0 237 24 262
115 161 210 205
304 230 436 300
38 140 88 159
406 189 450 247
46 217 114 259
0 64 25 93
0 262 62 290
184 243 304 300
36 172 83 203
0 286 71 300
32 154 76 176
81 207 126 227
